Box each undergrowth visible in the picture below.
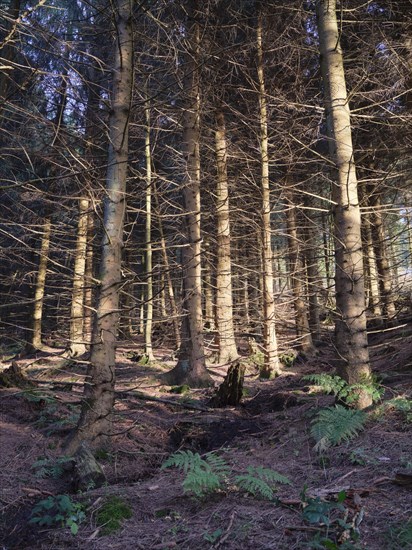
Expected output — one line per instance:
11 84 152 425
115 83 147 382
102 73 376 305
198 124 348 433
96 496 132 535
161 450 291 499
29 494 85 535
311 405 367 452
304 373 383 405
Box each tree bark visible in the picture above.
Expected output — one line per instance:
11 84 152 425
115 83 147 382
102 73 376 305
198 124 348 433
163 0 212 388
144 89 155 360
285 188 314 353
82 208 95 346
30 217 51 351
214 109 238 364
66 0 133 452
367 188 396 318
68 198 89 357
317 0 371 408
257 13 280 378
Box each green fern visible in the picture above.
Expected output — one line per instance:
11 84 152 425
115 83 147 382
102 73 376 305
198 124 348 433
162 451 290 500
304 374 347 396
311 405 367 452
304 373 383 405
161 450 229 497
235 466 291 500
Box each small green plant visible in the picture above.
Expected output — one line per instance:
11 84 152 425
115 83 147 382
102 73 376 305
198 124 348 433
301 489 361 549
235 466 291 500
32 456 73 479
385 397 412 423
348 447 377 466
161 450 290 499
304 374 383 405
168 384 190 395
385 519 412 549
203 528 223 543
96 496 132 535
311 405 367 452
29 494 85 535
302 489 346 526
161 450 229 497
279 349 298 368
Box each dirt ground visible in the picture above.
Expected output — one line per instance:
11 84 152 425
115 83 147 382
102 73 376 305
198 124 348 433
0 326 411 550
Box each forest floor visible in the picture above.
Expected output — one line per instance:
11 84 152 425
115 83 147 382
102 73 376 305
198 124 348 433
0 323 411 550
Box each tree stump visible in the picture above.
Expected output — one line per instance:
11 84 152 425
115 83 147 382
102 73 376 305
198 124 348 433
72 443 106 491
209 361 245 407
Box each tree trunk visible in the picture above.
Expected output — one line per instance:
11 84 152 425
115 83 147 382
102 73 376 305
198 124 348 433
214 109 238 364
163 1 212 388
361 211 381 316
83 208 95 346
367 188 396 318
303 209 321 341
144 89 155 360
285 188 314 352
66 0 133 453
68 198 89 357
30 217 51 351
317 0 371 408
257 13 280 378
203 243 215 331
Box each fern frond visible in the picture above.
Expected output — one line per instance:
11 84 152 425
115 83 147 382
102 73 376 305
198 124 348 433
311 405 366 452
246 466 291 485
183 470 221 497
235 474 274 500
205 453 230 476
161 450 202 474
235 466 291 500
303 374 347 396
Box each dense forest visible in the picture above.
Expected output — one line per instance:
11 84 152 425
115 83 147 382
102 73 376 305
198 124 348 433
0 0 411 549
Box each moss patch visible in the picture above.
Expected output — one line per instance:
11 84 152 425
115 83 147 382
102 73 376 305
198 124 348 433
96 496 132 535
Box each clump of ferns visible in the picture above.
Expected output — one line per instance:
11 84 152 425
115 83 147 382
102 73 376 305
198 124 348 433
161 450 291 500
303 373 383 406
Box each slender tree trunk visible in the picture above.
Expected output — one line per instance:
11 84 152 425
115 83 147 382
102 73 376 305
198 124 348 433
257 13 280 378
304 220 321 341
163 1 212 387
285 188 313 352
362 212 381 316
157 230 181 348
30 218 51 351
317 0 371 408
214 109 238 364
68 199 89 357
367 189 396 318
83 209 94 346
144 91 155 360
321 211 332 306
203 244 216 331
66 0 133 452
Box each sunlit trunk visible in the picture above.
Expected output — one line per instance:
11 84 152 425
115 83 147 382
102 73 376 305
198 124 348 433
68 198 89 357
317 0 371 408
214 109 238 364
144 91 155 360
257 14 280 378
67 0 133 452
163 0 212 387
30 218 51 351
